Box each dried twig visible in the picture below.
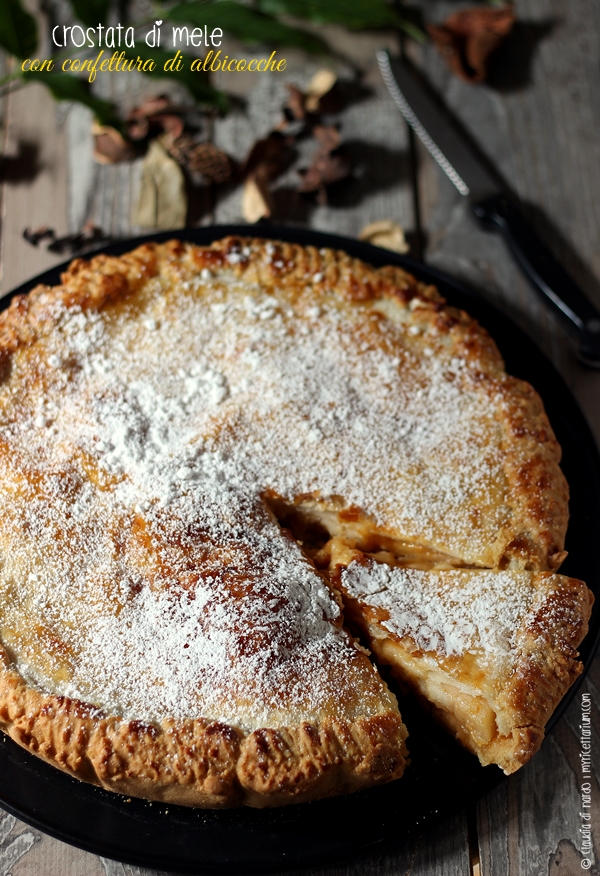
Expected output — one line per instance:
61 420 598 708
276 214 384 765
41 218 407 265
23 223 111 254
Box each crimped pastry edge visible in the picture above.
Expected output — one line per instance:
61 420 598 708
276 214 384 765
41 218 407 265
333 561 593 775
0 645 408 808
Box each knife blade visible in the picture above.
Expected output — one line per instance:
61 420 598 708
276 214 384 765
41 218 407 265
377 49 600 366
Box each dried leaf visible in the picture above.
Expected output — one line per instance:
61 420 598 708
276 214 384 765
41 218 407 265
297 151 350 194
155 114 186 139
92 124 137 164
128 118 150 141
127 97 189 142
297 124 350 202
359 220 409 254
243 175 272 223
129 95 172 119
286 84 307 121
313 124 341 152
284 70 337 119
243 132 294 183
427 6 515 83
133 139 187 230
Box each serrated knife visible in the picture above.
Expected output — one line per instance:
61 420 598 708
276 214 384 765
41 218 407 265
377 50 600 366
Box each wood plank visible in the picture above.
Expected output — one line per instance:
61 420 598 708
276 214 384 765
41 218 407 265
409 0 600 445
405 1 600 873
477 665 600 876
67 71 153 240
0 812 39 876
10 824 105 876
409 814 470 876
0 78 69 296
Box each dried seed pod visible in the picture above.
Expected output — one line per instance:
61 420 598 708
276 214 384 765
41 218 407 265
286 84 307 121
24 224 110 254
304 69 337 113
284 70 337 120
359 220 410 254
133 139 187 230
242 175 272 223
23 226 55 247
243 131 294 183
164 135 235 184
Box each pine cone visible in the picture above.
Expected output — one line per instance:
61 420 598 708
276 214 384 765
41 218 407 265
167 135 235 184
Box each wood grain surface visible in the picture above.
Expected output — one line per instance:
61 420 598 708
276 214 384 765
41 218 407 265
0 1 599 873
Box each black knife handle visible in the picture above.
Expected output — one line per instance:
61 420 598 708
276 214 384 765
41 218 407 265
472 194 600 364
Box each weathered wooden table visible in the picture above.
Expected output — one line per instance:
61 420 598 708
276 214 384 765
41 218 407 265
0 1 599 873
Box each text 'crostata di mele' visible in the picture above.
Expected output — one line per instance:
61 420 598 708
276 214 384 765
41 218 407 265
0 237 593 807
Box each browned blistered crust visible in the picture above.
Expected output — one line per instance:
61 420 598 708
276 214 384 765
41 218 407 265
330 549 593 775
0 235 582 803
0 643 408 807
0 236 569 570
495 573 593 771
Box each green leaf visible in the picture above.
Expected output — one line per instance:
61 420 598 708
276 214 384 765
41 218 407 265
22 71 120 127
397 18 426 43
256 0 399 29
166 1 327 53
69 0 111 27
256 0 426 38
133 45 229 112
0 0 38 59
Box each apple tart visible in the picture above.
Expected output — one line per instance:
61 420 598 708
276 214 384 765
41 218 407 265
0 236 592 806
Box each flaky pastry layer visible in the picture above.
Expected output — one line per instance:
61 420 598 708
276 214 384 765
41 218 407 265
331 546 592 774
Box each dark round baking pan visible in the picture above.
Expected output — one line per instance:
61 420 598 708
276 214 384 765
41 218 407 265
1 225 598 874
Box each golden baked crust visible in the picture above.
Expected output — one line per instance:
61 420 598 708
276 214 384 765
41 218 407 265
0 643 406 807
0 235 584 804
0 236 568 571
329 545 593 774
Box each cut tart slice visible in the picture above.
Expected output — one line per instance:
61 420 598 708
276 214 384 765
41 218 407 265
331 546 593 774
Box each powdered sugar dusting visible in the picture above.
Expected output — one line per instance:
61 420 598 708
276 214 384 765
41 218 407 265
341 562 544 662
0 263 510 727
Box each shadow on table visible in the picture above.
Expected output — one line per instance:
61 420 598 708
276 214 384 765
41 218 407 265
267 143 412 224
0 141 42 185
488 18 558 92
